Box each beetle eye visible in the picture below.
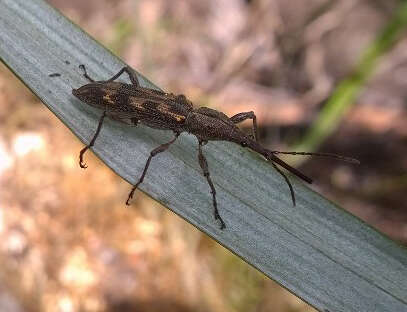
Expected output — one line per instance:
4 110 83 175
241 142 248 147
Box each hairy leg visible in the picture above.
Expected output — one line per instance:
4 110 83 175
79 110 107 168
198 141 226 229
79 64 140 86
230 111 258 142
126 133 179 205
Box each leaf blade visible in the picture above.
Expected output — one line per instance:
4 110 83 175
0 1 406 311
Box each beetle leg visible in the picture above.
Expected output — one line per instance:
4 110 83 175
230 111 259 142
78 64 140 86
79 64 95 82
106 66 140 87
198 141 226 229
131 118 139 126
107 115 139 127
79 110 107 168
126 133 179 205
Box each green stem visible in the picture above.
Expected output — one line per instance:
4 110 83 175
293 1 407 161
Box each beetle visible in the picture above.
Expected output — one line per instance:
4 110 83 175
72 65 358 229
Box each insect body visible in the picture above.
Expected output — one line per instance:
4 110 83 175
73 65 358 229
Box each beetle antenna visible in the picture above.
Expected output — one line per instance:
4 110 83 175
270 151 360 164
270 161 296 206
245 140 313 184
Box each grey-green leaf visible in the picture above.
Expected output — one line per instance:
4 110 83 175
0 1 406 311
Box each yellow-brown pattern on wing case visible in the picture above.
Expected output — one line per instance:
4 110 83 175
100 87 122 107
102 93 115 105
128 97 186 123
128 96 146 111
157 103 186 122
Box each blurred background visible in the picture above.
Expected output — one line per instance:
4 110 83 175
0 0 407 311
